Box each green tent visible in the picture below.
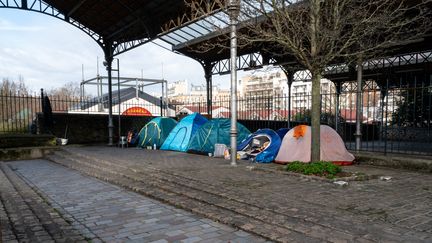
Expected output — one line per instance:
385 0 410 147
137 117 177 149
187 118 251 154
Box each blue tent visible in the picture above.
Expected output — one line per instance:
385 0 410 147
160 113 208 152
137 117 177 149
276 128 290 140
187 118 251 154
238 128 282 163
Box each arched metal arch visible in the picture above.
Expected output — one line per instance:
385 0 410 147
0 0 109 49
0 0 160 57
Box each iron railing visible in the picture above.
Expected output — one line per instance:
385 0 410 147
1 81 431 155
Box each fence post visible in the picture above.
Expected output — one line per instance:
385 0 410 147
160 97 163 117
428 75 432 141
267 96 271 120
335 82 341 132
40 88 44 113
355 59 363 152
383 78 390 155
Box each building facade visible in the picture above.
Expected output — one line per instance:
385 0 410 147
239 70 288 111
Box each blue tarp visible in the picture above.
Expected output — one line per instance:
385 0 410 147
161 113 208 152
187 118 251 154
276 128 290 140
238 128 282 163
137 117 177 149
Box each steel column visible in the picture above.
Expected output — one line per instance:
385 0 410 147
378 76 389 144
287 72 294 129
335 82 342 132
355 60 363 152
104 44 114 146
204 62 213 117
161 81 165 116
384 78 389 155
165 80 169 116
228 0 240 166
114 58 121 142
281 67 295 128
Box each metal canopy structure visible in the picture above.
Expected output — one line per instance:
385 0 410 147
0 0 196 56
152 0 432 88
1 0 204 145
80 76 168 110
171 16 432 77
152 1 432 154
2 0 432 149
165 0 432 75
157 1 432 131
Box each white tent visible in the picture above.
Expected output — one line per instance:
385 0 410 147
275 125 355 165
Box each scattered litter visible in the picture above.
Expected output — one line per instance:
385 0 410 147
246 166 255 171
214 144 227 158
237 151 247 160
380 176 392 181
224 148 231 160
56 138 68 146
334 181 348 186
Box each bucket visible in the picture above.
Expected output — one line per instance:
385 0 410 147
56 138 68 146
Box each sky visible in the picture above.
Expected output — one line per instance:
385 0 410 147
0 9 258 96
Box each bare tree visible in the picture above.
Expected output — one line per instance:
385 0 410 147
1 76 30 96
0 77 33 132
44 82 82 112
167 0 431 162
46 82 81 99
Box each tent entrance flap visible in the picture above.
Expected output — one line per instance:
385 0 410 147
237 128 282 163
242 135 271 157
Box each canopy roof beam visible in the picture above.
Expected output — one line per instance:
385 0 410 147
67 0 88 17
0 0 104 48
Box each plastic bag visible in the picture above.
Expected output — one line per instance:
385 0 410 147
214 144 227 158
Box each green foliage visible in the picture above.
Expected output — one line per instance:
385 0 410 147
285 161 342 178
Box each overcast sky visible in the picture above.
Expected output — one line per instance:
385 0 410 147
0 9 261 95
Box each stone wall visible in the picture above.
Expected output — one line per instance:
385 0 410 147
37 113 155 144
0 134 56 149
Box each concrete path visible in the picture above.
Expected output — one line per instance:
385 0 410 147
9 160 266 243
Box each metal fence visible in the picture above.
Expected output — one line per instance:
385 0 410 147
174 80 431 156
1 82 431 155
0 92 42 134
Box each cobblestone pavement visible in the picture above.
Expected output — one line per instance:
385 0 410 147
45 146 432 242
8 159 266 243
0 163 86 242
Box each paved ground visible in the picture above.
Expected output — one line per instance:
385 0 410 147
47 146 432 242
6 160 265 243
2 145 431 242
0 162 86 243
